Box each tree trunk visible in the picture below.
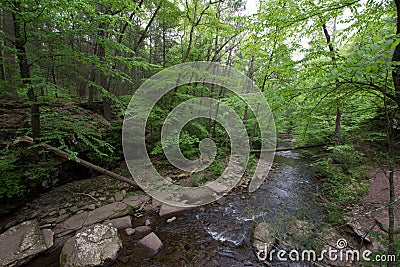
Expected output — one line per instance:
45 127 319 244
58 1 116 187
12 3 40 139
2 9 17 96
322 23 341 145
392 0 400 109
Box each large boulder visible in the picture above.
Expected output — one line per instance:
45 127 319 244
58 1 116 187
0 220 53 267
60 224 122 267
54 202 132 236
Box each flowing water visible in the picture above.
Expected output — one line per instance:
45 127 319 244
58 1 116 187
112 146 325 267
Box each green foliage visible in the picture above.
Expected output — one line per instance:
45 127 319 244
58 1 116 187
0 151 24 198
313 145 370 222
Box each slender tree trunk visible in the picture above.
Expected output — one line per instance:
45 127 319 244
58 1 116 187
322 23 341 145
2 9 17 96
12 3 40 139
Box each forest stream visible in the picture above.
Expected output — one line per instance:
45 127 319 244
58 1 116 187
23 142 325 267
116 144 324 267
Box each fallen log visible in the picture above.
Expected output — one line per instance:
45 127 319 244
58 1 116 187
251 143 327 153
13 136 139 189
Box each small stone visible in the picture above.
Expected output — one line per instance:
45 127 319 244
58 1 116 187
58 209 67 216
76 210 84 214
96 201 102 208
137 232 163 255
48 211 57 216
104 216 132 229
87 204 96 210
125 228 135 236
241 196 246 199
134 226 152 235
108 197 115 203
69 206 79 213
145 219 151 226
45 217 57 224
115 192 124 202
63 203 72 208
121 190 127 197
166 217 176 223
99 197 107 201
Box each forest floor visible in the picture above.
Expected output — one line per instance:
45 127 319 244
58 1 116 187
346 166 400 247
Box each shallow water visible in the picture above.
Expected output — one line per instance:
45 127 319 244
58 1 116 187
25 146 324 267
112 147 324 267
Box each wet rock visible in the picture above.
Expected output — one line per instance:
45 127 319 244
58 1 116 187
137 232 163 255
60 224 122 267
252 222 276 254
125 228 135 236
159 203 190 217
114 191 124 202
0 220 54 267
133 226 152 237
119 256 130 264
104 216 132 229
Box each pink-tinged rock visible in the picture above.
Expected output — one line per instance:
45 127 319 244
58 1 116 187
104 216 132 229
137 232 163 255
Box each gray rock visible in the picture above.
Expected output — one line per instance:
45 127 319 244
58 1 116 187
48 210 57 216
252 222 276 255
114 191 124 202
0 220 53 267
56 214 69 223
134 226 152 236
69 206 79 213
145 219 151 226
58 209 67 216
104 216 132 229
159 203 190 217
125 228 135 236
99 197 107 201
122 194 150 209
60 224 122 267
137 232 163 255
54 202 132 236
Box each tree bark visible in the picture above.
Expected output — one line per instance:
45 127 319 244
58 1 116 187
12 2 40 139
2 9 17 96
322 23 341 145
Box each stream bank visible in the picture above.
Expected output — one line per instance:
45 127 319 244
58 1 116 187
1 143 385 266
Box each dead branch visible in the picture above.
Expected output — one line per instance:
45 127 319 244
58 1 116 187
13 136 139 189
